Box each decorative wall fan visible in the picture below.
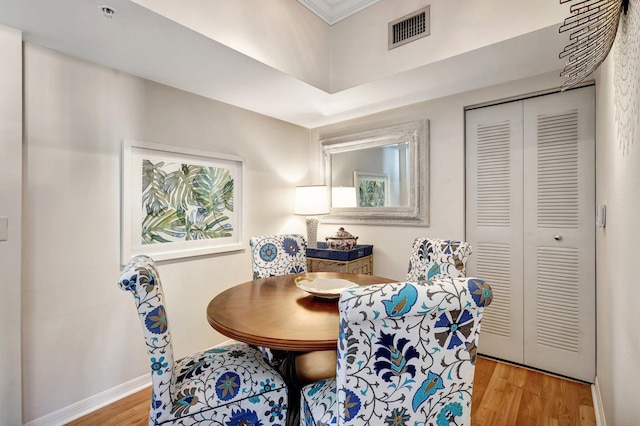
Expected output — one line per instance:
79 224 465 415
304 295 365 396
559 0 630 90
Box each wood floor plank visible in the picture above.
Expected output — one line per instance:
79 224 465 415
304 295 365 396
66 387 151 426
541 371 562 421
470 356 496 406
558 380 582 425
472 360 509 425
518 365 550 424
66 357 595 426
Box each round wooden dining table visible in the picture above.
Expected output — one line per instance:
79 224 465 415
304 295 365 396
206 272 396 352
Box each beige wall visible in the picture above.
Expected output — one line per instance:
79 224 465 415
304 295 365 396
13 1 640 421
594 2 640 422
21 43 310 422
313 71 567 282
0 24 22 426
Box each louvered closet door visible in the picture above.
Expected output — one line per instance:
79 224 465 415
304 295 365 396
466 86 595 382
522 87 595 382
465 102 525 363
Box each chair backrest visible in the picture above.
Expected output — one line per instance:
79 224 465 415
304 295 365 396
335 278 492 425
407 238 472 281
249 234 307 279
118 255 174 423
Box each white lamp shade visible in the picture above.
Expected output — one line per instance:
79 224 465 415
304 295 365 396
294 185 330 215
332 186 357 208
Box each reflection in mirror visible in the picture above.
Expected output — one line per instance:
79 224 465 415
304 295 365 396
331 186 357 208
321 120 429 226
331 143 409 207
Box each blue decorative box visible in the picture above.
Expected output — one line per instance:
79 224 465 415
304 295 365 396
306 242 373 261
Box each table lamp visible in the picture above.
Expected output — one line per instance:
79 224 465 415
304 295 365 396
294 185 330 248
331 186 357 208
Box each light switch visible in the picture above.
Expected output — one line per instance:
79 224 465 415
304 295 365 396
0 217 7 241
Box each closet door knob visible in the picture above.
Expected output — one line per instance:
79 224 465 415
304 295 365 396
554 235 562 241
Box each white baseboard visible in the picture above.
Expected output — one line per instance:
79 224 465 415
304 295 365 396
23 373 151 426
592 376 607 426
23 340 238 426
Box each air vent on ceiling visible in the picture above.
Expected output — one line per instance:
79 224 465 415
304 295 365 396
388 6 430 50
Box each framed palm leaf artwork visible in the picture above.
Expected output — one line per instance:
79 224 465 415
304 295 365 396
121 139 243 263
353 171 389 207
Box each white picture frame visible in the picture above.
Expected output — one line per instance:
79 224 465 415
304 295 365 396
121 139 244 264
353 171 390 207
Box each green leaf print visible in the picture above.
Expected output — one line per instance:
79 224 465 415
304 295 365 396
141 160 235 245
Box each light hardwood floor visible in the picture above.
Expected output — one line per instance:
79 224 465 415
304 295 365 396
471 357 595 425
67 356 596 426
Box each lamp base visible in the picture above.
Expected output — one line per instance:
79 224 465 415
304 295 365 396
306 217 319 248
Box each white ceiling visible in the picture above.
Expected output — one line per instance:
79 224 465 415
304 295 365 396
0 0 568 128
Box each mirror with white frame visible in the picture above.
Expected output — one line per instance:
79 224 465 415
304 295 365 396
321 120 429 226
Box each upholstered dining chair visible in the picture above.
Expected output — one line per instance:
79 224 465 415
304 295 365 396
118 255 288 426
249 234 334 386
249 234 309 365
250 234 308 280
300 277 493 425
407 238 472 281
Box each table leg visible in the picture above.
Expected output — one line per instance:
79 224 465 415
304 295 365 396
281 352 301 426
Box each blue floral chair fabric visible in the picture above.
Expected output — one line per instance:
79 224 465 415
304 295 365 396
118 255 288 426
300 277 493 426
250 234 307 280
250 234 308 365
407 238 472 281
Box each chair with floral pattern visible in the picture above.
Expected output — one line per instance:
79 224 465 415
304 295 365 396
250 234 308 280
300 277 493 426
407 238 472 281
249 234 309 368
118 255 288 426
